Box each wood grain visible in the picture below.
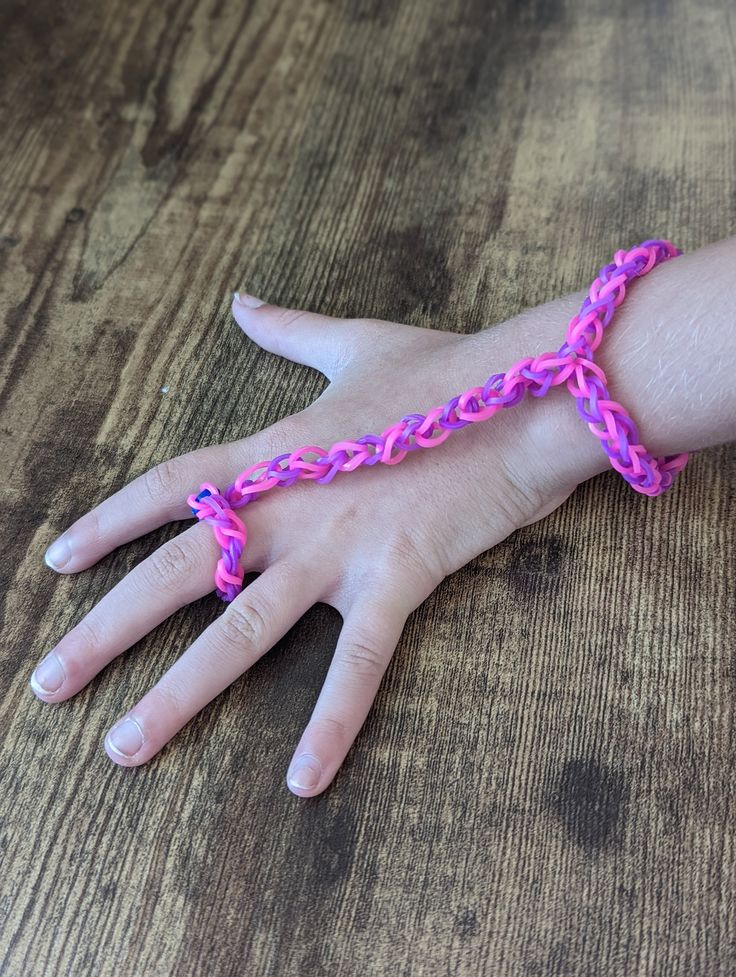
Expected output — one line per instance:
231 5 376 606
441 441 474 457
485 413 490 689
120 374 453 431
1 0 734 974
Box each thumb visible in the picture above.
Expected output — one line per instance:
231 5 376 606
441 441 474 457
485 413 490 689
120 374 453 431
231 291 359 381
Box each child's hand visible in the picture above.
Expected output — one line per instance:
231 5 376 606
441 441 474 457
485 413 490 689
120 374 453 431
31 294 590 796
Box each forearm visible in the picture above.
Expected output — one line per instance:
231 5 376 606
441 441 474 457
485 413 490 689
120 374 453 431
464 235 736 491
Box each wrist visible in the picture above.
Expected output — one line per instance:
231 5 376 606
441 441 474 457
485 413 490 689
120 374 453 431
463 234 736 498
461 293 610 496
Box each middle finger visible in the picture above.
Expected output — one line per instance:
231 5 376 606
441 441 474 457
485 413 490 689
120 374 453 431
29 517 273 703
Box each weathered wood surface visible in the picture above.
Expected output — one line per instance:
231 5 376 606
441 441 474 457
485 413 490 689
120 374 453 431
1 0 734 974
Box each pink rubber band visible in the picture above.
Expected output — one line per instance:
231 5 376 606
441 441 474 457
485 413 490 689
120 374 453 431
188 239 688 601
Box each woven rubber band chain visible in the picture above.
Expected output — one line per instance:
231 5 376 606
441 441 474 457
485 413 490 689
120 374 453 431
188 239 689 602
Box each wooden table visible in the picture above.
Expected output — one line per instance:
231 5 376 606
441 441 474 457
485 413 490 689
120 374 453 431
1 1 734 974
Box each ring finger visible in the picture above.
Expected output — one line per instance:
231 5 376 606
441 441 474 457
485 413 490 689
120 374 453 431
102 556 329 766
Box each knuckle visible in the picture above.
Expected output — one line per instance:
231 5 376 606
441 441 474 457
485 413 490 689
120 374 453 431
338 636 389 681
276 308 309 328
332 528 439 620
142 456 186 507
310 714 349 745
73 613 106 653
218 599 269 662
230 416 313 481
144 539 198 593
380 527 437 598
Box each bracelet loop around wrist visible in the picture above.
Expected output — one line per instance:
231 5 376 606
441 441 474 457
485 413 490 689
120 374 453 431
560 239 687 495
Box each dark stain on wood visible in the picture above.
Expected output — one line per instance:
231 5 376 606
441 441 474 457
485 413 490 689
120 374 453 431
506 533 565 597
552 757 628 853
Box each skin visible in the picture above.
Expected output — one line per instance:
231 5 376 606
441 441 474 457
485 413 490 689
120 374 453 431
30 235 736 797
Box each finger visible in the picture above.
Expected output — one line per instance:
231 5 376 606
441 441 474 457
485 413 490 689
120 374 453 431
285 586 412 798
43 442 237 575
43 407 314 576
102 557 327 766
232 292 361 380
30 518 272 703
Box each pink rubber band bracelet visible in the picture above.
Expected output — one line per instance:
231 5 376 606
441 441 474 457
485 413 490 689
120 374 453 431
188 239 688 601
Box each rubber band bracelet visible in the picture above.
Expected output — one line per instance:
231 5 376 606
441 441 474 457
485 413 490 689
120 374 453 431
188 239 688 601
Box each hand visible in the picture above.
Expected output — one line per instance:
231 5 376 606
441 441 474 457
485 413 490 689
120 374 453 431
31 293 587 797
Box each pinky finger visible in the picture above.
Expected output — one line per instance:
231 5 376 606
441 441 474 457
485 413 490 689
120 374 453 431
285 587 412 798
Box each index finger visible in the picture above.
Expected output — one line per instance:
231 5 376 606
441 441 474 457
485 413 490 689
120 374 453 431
43 444 232 574
43 415 315 575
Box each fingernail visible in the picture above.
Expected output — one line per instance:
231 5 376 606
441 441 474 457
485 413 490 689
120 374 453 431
233 291 265 309
288 754 322 791
30 652 66 694
45 536 71 570
106 717 144 758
